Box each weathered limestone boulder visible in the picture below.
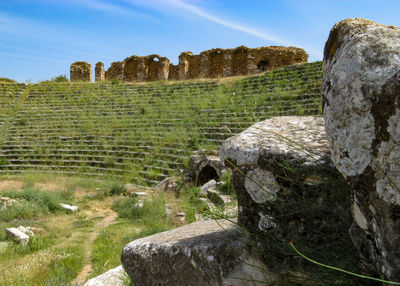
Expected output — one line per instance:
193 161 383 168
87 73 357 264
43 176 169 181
200 179 218 194
17 226 34 237
60 203 78 212
121 220 272 286
322 18 400 280
220 116 358 283
70 61 92 82
0 196 19 210
5 227 30 246
84 265 127 286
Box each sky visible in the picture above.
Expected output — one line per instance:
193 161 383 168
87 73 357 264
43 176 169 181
0 0 399 83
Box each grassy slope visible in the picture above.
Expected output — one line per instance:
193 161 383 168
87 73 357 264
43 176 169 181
0 62 322 186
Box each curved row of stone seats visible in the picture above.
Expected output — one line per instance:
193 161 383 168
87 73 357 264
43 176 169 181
0 62 323 186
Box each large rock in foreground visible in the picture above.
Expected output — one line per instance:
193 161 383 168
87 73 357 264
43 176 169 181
84 265 127 286
322 18 400 280
121 220 271 286
220 116 361 284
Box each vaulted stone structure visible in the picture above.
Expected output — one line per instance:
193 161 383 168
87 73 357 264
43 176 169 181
71 45 308 83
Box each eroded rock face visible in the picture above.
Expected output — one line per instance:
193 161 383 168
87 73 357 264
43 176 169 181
220 117 357 282
121 220 272 286
322 18 400 280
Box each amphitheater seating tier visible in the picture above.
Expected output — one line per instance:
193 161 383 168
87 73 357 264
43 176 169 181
0 62 323 186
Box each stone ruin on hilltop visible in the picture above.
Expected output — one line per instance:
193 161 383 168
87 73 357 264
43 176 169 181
70 46 308 82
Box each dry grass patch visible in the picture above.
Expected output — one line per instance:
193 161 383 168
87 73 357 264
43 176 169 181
0 180 24 191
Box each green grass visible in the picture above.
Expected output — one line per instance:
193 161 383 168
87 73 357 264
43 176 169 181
0 77 16 83
0 62 323 187
0 187 74 222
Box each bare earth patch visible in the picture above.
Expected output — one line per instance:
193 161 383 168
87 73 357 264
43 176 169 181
0 180 24 191
34 182 60 191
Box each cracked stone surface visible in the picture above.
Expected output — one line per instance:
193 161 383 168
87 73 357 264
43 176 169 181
219 116 352 280
121 220 271 286
322 17 400 280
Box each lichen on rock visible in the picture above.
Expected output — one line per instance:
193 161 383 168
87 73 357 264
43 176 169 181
322 17 400 280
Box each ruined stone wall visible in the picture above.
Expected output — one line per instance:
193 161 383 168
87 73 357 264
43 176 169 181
179 52 192 81
247 46 308 74
147 55 160 81
95 62 105 82
70 61 92 82
158 57 170 81
76 45 308 83
189 55 201 79
232 46 248 76
123 56 139 82
105 61 124 81
168 64 179 81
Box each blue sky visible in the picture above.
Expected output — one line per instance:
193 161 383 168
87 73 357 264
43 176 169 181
0 0 399 82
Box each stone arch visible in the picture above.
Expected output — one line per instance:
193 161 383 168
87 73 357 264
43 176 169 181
194 156 225 186
257 60 269 72
124 56 139 82
197 165 219 186
147 55 161 81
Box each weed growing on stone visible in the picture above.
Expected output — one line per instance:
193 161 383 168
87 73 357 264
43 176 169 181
220 147 379 285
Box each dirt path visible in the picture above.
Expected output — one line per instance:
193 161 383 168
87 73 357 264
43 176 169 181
71 210 118 286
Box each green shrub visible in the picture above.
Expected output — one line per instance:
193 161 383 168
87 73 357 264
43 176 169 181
0 77 16 83
179 186 207 223
51 75 68 82
109 183 125 196
0 201 43 222
111 78 121 85
0 188 74 221
112 195 167 226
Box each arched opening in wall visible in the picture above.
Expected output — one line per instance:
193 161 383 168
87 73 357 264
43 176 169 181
197 166 219 186
148 57 160 81
257 60 269 72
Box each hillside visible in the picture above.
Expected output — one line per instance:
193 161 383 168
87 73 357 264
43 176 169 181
0 61 322 186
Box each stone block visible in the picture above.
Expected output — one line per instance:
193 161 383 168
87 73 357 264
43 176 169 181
84 265 127 286
5 227 30 246
220 116 356 282
121 220 272 285
322 18 400 280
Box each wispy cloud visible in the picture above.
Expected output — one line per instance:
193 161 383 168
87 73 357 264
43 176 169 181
124 0 292 45
65 0 151 19
163 0 292 45
124 0 322 58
